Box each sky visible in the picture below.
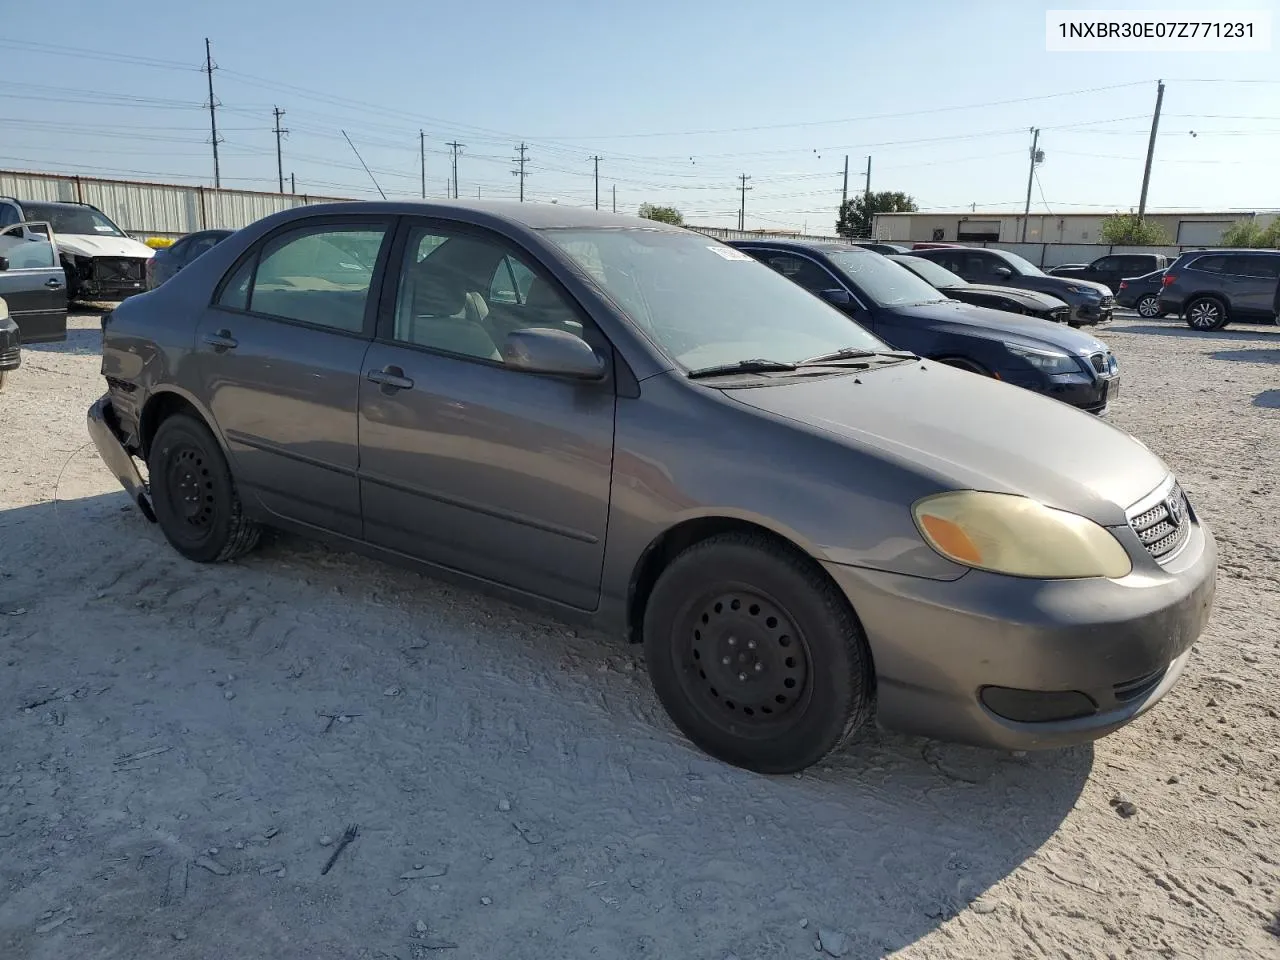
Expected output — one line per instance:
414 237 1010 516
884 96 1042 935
2 0 1279 232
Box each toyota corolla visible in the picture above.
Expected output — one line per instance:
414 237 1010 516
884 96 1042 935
87 201 1217 774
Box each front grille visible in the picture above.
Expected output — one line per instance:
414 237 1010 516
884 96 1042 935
92 257 145 282
1089 352 1108 373
1113 666 1167 703
1049 307 1069 322
1129 483 1192 562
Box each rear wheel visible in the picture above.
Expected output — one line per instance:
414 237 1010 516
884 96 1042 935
148 413 260 563
1185 297 1228 331
1136 294 1161 318
642 533 874 774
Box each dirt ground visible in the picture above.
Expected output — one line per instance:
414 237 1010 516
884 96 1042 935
1 312 1277 960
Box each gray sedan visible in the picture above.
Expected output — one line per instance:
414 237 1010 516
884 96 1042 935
87 201 1217 774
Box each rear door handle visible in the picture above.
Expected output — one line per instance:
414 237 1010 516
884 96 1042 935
202 329 238 350
367 365 414 391
45 278 64 288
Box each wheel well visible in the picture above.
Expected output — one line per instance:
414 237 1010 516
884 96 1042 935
626 517 840 645
138 392 203 459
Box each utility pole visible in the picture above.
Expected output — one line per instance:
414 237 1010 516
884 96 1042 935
203 38 221 188
612 184 616 214
1137 80 1165 220
864 156 871 201
272 106 288 194
1021 127 1041 243
591 156 602 210
446 141 464 199
738 173 752 231
511 143 529 202
841 155 849 208
290 172 296 194
419 130 426 199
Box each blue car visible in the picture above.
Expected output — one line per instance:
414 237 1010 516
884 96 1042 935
729 239 1121 415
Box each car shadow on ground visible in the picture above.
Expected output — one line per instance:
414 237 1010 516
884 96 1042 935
1254 390 1280 409
1119 322 1280 341
1208 348 1280 366
23 323 102 357
1 489 1095 958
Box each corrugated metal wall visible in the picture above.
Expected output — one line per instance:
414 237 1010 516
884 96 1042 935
1 169 351 238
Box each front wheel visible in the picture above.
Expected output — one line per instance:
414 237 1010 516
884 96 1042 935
1185 297 1229 331
148 413 260 563
1136 294 1162 318
642 533 874 774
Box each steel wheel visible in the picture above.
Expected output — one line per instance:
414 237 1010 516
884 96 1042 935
1137 295 1161 318
676 589 812 734
162 445 217 533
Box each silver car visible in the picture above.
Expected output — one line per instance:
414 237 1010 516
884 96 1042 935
87 201 1217 774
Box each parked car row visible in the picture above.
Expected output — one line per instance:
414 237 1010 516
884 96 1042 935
86 199 1217 774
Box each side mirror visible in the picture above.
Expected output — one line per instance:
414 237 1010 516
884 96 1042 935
502 327 606 380
819 288 852 306
0 257 8 272
993 266 1013 279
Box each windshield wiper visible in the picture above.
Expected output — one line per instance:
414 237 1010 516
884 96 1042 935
800 347 918 365
687 358 798 379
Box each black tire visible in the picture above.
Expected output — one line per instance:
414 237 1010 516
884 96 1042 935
642 533 874 774
1185 296 1229 331
0 370 7 392
148 413 260 563
1136 294 1161 319
60 259 80 304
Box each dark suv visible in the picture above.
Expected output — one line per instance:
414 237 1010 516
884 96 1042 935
1158 249 1280 331
1048 253 1169 295
908 247 1114 327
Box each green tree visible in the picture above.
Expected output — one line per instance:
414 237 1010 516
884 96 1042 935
638 203 684 226
1098 214 1169 245
835 191 917 238
1220 218 1280 248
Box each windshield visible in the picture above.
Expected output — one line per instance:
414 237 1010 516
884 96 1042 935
888 255 967 288
21 203 126 238
997 250 1046 277
543 228 890 370
824 250 948 307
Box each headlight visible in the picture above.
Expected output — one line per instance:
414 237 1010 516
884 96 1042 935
1063 284 1098 297
1004 342 1082 375
912 491 1132 579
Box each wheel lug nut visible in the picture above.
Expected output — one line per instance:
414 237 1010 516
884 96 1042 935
722 656 731 665
727 637 736 646
738 673 747 681
754 663 764 672
747 640 756 650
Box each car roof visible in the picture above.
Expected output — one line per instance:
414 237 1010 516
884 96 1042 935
726 238 869 254
262 199 684 232
1175 247 1280 256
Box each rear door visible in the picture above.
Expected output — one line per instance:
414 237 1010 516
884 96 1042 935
192 216 394 538
0 222 67 343
1222 254 1280 317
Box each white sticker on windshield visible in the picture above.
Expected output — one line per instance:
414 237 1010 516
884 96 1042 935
94 225 115 232
707 245 754 261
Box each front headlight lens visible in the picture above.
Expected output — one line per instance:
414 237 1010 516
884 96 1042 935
912 491 1132 579
1004 342 1082 375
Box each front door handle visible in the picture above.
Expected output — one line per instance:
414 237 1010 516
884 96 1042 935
202 329 238 351
367 365 414 391
45 278 64 288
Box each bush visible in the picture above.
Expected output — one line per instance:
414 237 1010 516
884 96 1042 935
1220 219 1280 248
1099 214 1168 245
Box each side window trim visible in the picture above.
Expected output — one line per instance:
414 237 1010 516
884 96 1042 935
210 215 398 339
748 247 866 310
373 215 611 368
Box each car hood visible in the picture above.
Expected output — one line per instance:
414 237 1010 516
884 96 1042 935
56 233 155 259
946 283 1067 309
894 300 1108 354
724 362 1166 524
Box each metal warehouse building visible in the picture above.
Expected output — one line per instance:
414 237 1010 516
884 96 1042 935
873 211 1279 247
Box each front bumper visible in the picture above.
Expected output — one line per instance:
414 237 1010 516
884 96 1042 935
0 318 20 371
1073 298 1115 324
824 515 1217 750
87 394 156 522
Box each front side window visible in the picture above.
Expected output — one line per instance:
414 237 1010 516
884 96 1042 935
246 224 387 332
756 252 839 295
392 225 585 363
993 250 1045 277
825 250 947 307
544 228 890 371
1189 255 1226 274
0 227 56 269
1090 256 1119 272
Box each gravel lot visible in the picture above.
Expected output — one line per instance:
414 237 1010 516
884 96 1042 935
1 311 1278 960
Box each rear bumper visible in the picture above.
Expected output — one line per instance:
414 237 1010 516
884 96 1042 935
823 517 1217 750
87 394 156 522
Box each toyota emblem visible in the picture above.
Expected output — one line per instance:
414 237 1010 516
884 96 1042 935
1166 494 1183 524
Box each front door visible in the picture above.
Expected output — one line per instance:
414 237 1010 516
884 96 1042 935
191 217 394 539
357 219 615 610
0 223 67 343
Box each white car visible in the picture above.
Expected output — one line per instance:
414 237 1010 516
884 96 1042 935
0 198 154 302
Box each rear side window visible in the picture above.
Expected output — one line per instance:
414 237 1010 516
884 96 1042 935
1222 255 1280 279
217 224 389 333
1188 255 1226 274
